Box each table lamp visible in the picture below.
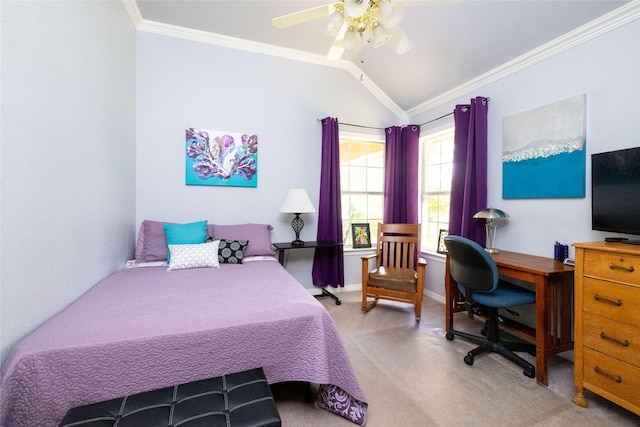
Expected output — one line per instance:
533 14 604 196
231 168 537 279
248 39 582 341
473 207 509 253
280 188 316 246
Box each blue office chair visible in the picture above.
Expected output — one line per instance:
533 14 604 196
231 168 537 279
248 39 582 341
444 235 536 378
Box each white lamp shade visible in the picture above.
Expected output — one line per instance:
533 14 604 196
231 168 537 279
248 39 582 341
378 2 404 28
392 31 414 54
372 24 392 48
343 0 369 18
280 189 316 214
342 29 361 50
326 10 344 37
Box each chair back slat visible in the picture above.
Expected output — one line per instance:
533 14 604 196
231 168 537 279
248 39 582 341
376 223 421 270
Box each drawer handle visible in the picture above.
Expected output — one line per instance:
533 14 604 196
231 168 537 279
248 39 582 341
594 366 622 383
600 332 630 347
594 294 622 306
609 262 635 273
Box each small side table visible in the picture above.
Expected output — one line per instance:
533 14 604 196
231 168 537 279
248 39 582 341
272 240 343 305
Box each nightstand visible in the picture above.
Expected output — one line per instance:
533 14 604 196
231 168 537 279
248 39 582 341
272 241 343 305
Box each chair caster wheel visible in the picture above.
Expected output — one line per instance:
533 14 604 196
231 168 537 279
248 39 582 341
464 354 474 366
524 368 535 378
445 331 455 341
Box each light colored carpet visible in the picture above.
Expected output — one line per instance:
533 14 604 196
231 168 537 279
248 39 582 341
271 291 639 426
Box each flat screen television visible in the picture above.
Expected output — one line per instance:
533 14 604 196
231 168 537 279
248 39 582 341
591 146 640 244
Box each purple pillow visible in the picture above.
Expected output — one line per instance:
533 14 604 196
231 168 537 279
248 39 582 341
135 223 144 260
209 223 276 258
138 220 172 262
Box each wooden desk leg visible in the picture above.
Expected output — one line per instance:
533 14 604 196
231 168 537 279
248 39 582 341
445 256 454 332
535 276 549 386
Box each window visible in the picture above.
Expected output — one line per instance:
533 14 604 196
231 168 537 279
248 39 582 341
340 136 384 247
419 127 454 252
338 126 454 252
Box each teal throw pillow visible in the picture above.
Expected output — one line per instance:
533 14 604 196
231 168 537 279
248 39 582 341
163 220 208 262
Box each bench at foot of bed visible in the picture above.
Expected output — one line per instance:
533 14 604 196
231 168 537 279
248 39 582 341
59 367 281 427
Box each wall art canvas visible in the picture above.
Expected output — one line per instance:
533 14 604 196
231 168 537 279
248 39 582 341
185 128 258 187
502 94 586 199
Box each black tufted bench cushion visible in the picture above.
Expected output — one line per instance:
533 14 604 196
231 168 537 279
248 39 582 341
59 367 281 427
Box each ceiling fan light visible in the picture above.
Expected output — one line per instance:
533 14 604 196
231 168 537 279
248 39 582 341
379 1 393 17
372 24 392 48
378 3 404 28
343 29 360 50
326 10 344 37
343 0 369 18
394 33 413 54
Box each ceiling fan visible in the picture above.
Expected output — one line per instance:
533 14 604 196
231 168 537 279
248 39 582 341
272 0 413 60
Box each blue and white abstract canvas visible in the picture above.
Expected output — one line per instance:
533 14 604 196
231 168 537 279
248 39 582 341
185 128 258 187
502 94 586 199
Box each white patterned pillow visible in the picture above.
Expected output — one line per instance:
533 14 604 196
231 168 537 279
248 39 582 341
167 241 220 271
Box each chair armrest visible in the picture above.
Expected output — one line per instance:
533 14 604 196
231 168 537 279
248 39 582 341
361 253 378 261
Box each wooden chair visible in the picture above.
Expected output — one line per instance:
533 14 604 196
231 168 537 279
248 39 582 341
361 223 426 322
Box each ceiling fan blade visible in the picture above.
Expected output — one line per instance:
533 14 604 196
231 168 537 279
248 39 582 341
272 4 335 29
326 22 348 60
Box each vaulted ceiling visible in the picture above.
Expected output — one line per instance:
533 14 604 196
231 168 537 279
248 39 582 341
132 1 635 116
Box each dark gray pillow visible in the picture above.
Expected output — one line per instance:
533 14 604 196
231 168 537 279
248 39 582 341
217 239 248 264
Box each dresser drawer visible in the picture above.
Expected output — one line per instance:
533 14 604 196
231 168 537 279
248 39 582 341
583 312 640 367
583 347 640 410
583 250 640 284
583 278 640 323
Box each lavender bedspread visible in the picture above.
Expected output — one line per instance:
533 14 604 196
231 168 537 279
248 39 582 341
0 260 367 426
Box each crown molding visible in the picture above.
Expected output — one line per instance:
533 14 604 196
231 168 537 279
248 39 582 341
123 0 142 27
124 0 637 123
124 2 406 121
406 1 640 118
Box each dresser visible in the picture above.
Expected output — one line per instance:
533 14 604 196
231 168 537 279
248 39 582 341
572 241 640 415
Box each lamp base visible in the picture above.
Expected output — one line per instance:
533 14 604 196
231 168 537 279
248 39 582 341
291 239 305 247
484 247 500 254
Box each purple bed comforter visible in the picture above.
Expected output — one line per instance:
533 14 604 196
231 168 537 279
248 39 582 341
0 260 367 426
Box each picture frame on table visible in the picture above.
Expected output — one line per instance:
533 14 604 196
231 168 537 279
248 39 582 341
351 223 371 249
437 229 449 254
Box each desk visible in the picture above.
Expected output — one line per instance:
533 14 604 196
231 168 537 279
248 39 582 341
445 250 574 385
272 240 343 305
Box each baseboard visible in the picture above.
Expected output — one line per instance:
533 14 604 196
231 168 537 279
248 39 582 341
307 284 446 304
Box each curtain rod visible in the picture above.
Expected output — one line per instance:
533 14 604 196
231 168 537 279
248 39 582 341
318 96 490 129
317 119 383 130
419 111 453 126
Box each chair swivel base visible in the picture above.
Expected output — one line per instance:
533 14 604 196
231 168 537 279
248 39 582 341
446 328 536 378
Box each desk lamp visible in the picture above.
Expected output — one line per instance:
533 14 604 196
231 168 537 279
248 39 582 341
473 207 509 253
280 188 316 246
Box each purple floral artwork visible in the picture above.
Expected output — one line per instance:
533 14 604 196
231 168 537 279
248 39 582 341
186 128 258 187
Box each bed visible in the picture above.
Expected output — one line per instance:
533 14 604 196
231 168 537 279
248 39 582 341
0 222 367 426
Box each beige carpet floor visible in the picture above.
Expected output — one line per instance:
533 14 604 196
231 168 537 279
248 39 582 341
271 291 639 426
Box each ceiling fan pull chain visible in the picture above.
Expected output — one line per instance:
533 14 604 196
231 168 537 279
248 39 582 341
360 34 365 81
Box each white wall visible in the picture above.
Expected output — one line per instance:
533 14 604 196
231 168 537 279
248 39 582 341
135 32 398 287
411 19 640 298
0 1 137 361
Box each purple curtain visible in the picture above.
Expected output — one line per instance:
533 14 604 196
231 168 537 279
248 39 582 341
449 96 488 245
383 125 420 224
312 117 344 288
